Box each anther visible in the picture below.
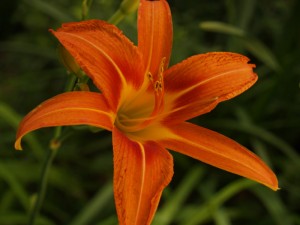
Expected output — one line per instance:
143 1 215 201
147 72 153 82
154 81 163 92
159 57 166 75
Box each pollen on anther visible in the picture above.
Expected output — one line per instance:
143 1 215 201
159 57 166 75
154 81 163 91
147 72 153 82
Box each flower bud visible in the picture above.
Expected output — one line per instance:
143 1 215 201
77 83 90 91
58 44 81 76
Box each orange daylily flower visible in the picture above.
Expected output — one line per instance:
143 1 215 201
15 0 278 224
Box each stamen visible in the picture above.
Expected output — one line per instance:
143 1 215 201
115 57 168 133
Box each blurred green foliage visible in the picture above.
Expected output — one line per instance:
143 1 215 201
1 0 299 224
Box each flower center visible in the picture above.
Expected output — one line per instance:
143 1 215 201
115 86 156 133
115 58 166 134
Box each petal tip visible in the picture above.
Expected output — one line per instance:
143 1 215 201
267 177 280 191
14 139 23 151
48 28 56 35
257 167 279 191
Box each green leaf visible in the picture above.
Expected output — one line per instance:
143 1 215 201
68 181 113 225
252 187 293 225
23 0 75 22
213 208 231 225
0 102 44 160
199 21 281 71
153 167 205 225
241 37 281 71
207 119 299 165
0 212 55 225
0 163 30 210
183 179 256 225
199 21 245 37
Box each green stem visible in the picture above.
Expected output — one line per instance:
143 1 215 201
82 0 94 20
28 74 77 225
28 145 58 225
64 74 78 92
108 0 139 25
108 9 125 25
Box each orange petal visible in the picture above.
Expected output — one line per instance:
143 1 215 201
50 20 144 111
163 52 257 123
159 122 278 191
138 0 172 77
15 92 114 150
113 127 173 225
